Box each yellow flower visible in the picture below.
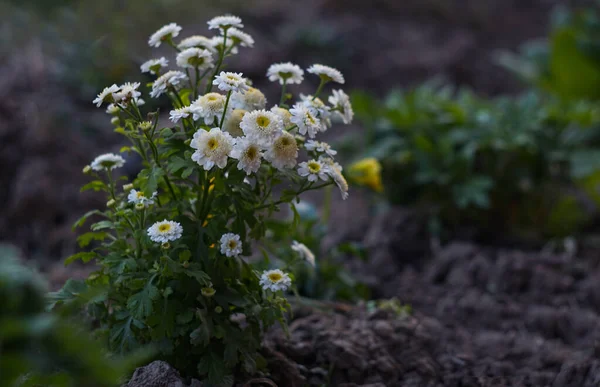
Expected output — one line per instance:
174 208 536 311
348 158 384 193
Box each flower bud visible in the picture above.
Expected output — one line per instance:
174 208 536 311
111 117 120 126
123 183 134 191
83 165 92 174
106 199 116 208
135 203 146 211
182 261 190 268
201 287 216 298
161 242 171 250
139 121 153 131
214 306 223 314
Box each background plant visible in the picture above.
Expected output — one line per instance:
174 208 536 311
55 15 353 385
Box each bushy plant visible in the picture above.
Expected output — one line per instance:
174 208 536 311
260 202 369 302
57 15 354 384
352 81 600 240
0 245 137 387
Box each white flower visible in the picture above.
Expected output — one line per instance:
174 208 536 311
229 313 248 329
90 153 125 171
147 220 183 243
321 157 349 200
209 35 238 55
219 233 243 257
224 109 247 137
264 131 298 170
266 62 304 85
291 241 315 267
298 159 328 182
114 82 141 104
231 87 266 111
150 70 188 98
207 15 243 30
190 128 234 170
212 71 249 94
127 189 157 207
169 106 194 123
191 93 226 125
240 110 283 147
290 103 321 138
227 28 254 47
148 23 182 47
140 57 169 75
307 64 345 84
176 48 214 70
259 269 292 292
270 106 293 128
106 104 119 115
177 35 216 52
300 94 332 131
93 84 119 107
304 140 337 156
231 137 263 175
328 89 354 124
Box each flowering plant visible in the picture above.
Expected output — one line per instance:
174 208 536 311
62 15 353 383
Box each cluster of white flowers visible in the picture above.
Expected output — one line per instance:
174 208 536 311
90 14 358 293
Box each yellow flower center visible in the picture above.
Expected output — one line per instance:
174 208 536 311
158 224 171 233
307 113 317 125
228 240 237 249
268 272 283 282
245 146 258 160
227 75 237 81
308 161 321 173
136 192 145 198
207 138 219 150
256 115 270 128
208 95 217 101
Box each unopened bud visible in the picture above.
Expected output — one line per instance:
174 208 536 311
201 287 216 297
214 306 223 314
139 121 153 131
106 199 116 208
83 165 92 174
110 117 120 126
161 242 171 250
135 203 145 211
123 183 134 191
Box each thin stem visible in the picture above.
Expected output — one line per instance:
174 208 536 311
279 81 288 107
313 79 327 100
219 90 232 129
205 28 228 94
194 67 200 100
254 181 333 211
322 185 332 223
105 170 117 201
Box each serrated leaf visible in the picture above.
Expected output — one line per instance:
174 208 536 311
64 251 97 266
72 210 104 230
77 231 108 248
127 282 160 319
91 220 113 231
181 167 194 179
80 180 106 192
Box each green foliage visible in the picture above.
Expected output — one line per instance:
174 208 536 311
497 3 600 100
56 18 351 384
260 202 370 302
0 245 138 387
352 81 600 239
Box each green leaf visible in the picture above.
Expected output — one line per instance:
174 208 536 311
80 180 106 192
91 220 113 231
77 231 108 248
168 156 188 174
72 210 104 230
127 282 160 320
47 279 88 309
160 127 174 137
64 251 97 266
181 167 194 179
110 313 140 353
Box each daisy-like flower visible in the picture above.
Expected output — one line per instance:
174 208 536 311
169 106 194 123
93 84 119 107
264 131 298 170
148 23 182 47
290 103 321 138
140 57 169 75
259 269 292 292
147 220 183 243
240 110 283 146
207 15 243 30
304 140 337 157
106 104 119 115
150 70 188 98
212 71 249 94
127 189 157 207
177 35 216 53
176 48 214 70
231 137 263 175
266 62 304 85
321 157 349 200
223 109 247 137
271 106 293 128
227 28 254 48
307 64 345 84
231 87 266 111
219 233 243 257
291 241 316 267
190 128 234 170
90 153 125 171
209 35 238 55
328 89 354 124
114 82 141 104
298 159 328 182
191 93 226 125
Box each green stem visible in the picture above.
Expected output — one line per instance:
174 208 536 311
313 79 327 100
219 90 232 129
254 181 333 211
323 185 332 223
105 170 117 201
205 29 228 94
279 82 288 107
